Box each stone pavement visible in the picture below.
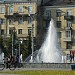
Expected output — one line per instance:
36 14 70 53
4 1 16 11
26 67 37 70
0 68 71 71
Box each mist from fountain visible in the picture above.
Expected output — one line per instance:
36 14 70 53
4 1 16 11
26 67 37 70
25 19 63 63
36 19 62 63
0 52 4 63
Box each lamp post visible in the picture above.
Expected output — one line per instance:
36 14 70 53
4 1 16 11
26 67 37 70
28 6 34 62
0 18 1 35
12 34 13 56
19 38 23 63
31 24 34 62
0 18 1 54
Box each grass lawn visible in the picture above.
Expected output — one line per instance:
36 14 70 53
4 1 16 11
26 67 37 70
0 70 75 75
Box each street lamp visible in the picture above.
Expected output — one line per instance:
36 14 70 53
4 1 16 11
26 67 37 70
19 38 23 63
12 33 13 56
0 18 1 36
12 28 16 56
28 6 34 62
0 18 1 54
31 24 34 62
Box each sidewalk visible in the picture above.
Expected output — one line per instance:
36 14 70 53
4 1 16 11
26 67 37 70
0 68 71 71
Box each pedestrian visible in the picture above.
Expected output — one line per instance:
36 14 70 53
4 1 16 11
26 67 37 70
70 51 72 63
6 54 15 68
72 53 74 62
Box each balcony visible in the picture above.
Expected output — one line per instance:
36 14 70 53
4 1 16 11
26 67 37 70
5 12 29 18
43 16 51 20
13 12 21 17
63 37 72 42
65 27 72 30
64 15 74 21
17 34 28 38
5 13 13 18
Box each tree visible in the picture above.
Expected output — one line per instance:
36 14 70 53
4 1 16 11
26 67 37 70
28 33 32 56
0 36 7 56
0 32 30 61
4 35 12 56
3 31 17 56
21 42 28 61
0 36 4 53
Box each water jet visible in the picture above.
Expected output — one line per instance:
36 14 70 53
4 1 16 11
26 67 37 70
25 19 63 63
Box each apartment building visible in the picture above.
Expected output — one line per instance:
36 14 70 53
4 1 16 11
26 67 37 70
0 1 37 41
39 1 75 55
0 0 75 55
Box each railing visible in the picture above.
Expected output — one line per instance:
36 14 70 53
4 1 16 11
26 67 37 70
25 50 39 62
64 15 74 21
63 37 72 41
65 27 72 30
22 63 75 70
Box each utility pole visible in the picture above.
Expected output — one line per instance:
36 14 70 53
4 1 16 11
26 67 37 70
28 5 34 62
31 24 34 62
19 41 20 63
0 18 1 54
12 34 13 56
0 18 1 36
18 39 22 63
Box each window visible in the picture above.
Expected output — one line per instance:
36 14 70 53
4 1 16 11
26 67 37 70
1 19 5 24
43 21 49 29
9 5 14 14
56 10 61 17
9 18 14 24
58 32 61 38
18 29 22 34
1 29 4 35
28 29 32 35
56 21 61 28
28 6 32 14
1 7 5 13
45 10 51 16
18 6 23 13
18 17 23 24
45 21 49 28
0 6 5 13
9 29 13 34
65 30 71 38
67 10 72 16
66 42 72 49
27 17 32 24
67 21 72 27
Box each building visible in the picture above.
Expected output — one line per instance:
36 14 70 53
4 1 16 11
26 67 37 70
0 0 75 56
0 1 37 40
38 0 75 55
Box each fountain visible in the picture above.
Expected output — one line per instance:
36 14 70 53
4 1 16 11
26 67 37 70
25 19 63 63
0 52 4 63
35 19 62 63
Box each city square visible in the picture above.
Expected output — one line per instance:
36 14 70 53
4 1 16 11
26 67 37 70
0 0 75 74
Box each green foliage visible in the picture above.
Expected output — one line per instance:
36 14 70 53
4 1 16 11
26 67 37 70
0 36 3 47
28 33 32 56
0 36 6 54
0 36 3 51
0 31 32 60
4 35 12 56
21 43 28 61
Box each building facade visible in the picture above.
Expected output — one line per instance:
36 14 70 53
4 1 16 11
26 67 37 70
0 0 75 57
39 5 75 55
0 1 37 41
